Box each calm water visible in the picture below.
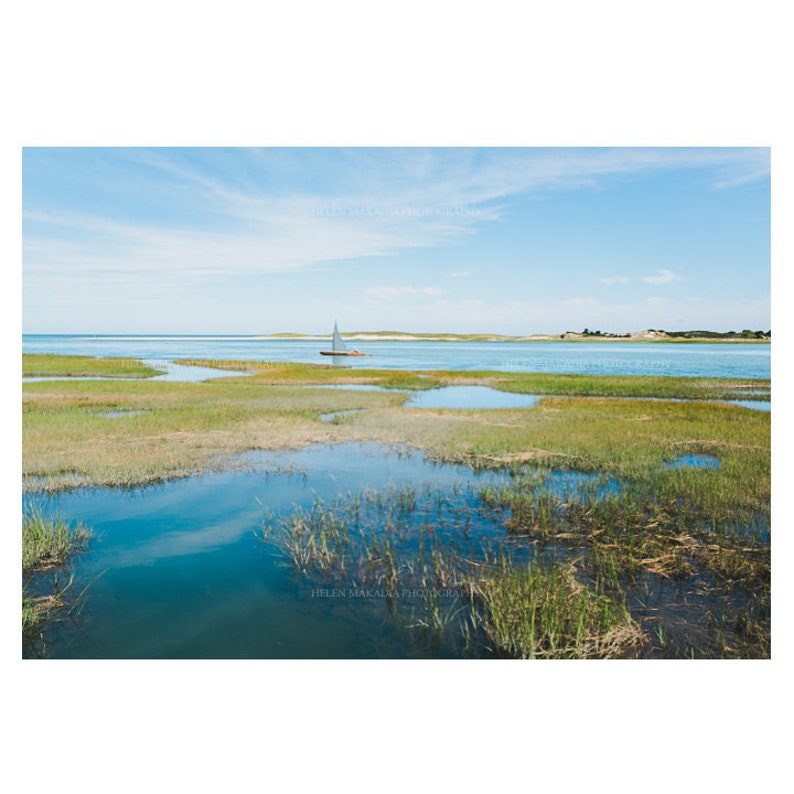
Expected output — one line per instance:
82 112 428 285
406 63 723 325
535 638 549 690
24 444 615 659
22 335 771 379
322 385 770 411
23 445 499 658
407 386 542 409
664 455 722 469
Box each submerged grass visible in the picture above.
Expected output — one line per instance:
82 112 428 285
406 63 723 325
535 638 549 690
262 469 768 658
471 559 644 659
262 487 649 658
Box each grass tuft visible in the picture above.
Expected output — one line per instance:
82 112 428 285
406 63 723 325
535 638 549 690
22 509 92 572
22 509 93 649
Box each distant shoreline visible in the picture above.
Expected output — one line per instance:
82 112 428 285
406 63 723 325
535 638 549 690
260 331 771 344
22 332 771 344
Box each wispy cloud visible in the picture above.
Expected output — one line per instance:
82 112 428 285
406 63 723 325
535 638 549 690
23 148 769 285
642 269 682 285
364 286 445 300
562 297 595 306
600 275 630 286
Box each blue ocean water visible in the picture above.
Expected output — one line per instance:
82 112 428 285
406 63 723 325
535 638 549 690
22 335 771 379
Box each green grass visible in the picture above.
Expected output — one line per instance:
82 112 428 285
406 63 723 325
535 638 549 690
23 363 770 513
23 377 408 488
438 370 770 401
21 355 770 658
174 359 443 389
177 358 770 400
470 559 643 659
23 353 161 379
22 509 93 646
262 474 769 658
23 509 92 571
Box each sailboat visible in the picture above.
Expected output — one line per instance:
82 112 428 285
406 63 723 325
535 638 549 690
320 321 365 357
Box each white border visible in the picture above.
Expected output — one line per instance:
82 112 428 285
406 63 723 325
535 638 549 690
3 2 790 791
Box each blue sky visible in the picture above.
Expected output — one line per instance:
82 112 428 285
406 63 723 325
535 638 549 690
22 147 770 334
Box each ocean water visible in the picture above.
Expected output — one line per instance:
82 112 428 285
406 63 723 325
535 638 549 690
22 335 771 379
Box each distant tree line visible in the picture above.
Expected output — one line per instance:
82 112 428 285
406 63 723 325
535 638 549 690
580 329 631 338
648 329 771 339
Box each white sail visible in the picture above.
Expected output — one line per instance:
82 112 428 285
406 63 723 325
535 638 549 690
332 321 349 353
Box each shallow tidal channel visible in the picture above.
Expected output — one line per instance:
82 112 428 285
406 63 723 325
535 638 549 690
23 440 767 659
23 444 526 658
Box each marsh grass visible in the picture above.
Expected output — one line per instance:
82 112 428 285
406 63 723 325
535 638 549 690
174 359 770 400
469 558 644 659
22 509 94 650
440 371 771 401
24 358 770 508
22 378 405 489
20 356 770 657
23 354 161 379
23 509 92 572
175 360 443 390
262 484 645 658
262 465 769 658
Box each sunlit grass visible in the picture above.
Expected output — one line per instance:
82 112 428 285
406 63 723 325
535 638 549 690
23 353 161 378
21 356 770 659
470 559 644 659
23 368 770 514
23 508 92 572
174 359 770 400
22 378 406 489
22 509 93 647
262 475 769 658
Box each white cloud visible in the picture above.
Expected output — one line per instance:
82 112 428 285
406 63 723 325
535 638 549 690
449 270 473 278
23 148 768 287
562 297 595 306
642 269 682 285
645 296 666 305
599 275 630 286
364 286 445 300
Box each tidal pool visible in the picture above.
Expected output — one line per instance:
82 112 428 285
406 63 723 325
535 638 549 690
22 360 251 385
318 409 366 423
24 443 624 659
406 386 542 410
22 444 518 658
663 455 721 469
24 441 768 659
318 384 543 409
720 399 770 411
146 361 252 382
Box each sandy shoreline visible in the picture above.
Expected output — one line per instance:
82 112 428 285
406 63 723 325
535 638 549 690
260 332 769 343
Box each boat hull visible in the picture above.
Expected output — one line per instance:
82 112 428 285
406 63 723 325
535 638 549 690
320 351 365 356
